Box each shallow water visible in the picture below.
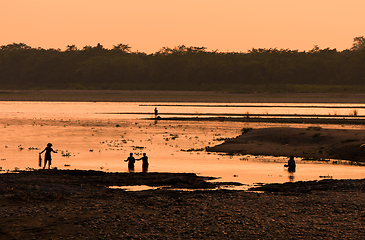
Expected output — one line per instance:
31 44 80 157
1 101 364 190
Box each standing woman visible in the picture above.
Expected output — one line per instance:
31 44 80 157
40 143 57 169
137 153 149 173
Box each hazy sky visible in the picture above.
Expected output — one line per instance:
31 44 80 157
1 0 364 53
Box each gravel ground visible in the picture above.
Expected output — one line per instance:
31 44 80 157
1 170 365 239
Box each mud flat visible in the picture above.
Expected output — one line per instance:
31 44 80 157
208 127 365 162
159 116 365 125
0 170 365 239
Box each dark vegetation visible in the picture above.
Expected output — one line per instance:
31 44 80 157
1 37 365 92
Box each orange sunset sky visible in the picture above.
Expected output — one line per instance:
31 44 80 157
1 0 364 53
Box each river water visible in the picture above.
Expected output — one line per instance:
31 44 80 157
0 101 364 190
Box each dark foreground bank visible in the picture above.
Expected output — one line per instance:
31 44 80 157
1 170 365 239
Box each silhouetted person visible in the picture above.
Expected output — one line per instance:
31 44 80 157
287 155 296 172
154 107 158 118
137 153 149 173
39 143 57 169
124 153 136 172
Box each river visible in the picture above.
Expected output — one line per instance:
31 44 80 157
0 101 364 190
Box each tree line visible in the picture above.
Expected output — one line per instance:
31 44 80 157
0 37 364 92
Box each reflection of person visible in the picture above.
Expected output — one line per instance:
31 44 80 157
287 155 296 172
137 153 149 173
39 143 57 169
288 172 295 182
124 153 136 172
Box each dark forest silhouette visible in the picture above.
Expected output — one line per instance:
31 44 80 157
0 37 364 93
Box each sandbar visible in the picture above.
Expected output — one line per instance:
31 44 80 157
208 127 365 162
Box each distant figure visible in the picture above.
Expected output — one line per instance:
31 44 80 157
137 153 149 173
286 155 296 172
124 153 136 172
39 143 57 169
154 107 158 118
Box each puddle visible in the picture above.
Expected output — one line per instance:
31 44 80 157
109 182 256 192
110 185 159 191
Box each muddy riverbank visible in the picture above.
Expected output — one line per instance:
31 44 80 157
0 170 365 239
1 170 365 239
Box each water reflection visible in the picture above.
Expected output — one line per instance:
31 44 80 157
288 171 295 182
110 185 158 191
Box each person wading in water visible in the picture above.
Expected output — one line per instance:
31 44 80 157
285 155 296 172
137 153 149 173
39 143 57 169
124 153 136 172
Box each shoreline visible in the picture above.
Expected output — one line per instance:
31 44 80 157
2 89 365 103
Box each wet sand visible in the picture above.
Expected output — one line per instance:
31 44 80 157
1 170 364 239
